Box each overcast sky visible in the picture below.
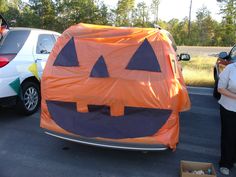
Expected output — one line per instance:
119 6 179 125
103 0 222 21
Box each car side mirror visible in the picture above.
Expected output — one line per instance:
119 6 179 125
218 52 228 59
179 53 191 61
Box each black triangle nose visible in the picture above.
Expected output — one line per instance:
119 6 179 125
90 55 109 78
126 38 161 72
53 37 79 67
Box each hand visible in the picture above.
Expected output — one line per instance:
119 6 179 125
218 88 236 99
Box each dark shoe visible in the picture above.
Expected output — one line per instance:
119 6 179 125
220 167 230 175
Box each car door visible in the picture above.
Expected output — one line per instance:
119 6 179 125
229 45 236 63
34 33 56 79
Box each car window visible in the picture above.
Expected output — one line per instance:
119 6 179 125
229 46 236 62
36 34 55 54
160 29 177 52
166 33 177 52
54 34 60 41
0 30 30 54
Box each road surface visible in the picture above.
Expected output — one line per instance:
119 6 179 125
0 88 235 177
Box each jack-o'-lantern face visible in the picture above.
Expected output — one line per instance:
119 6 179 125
41 24 190 143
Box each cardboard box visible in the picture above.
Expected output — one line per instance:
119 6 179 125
180 161 217 177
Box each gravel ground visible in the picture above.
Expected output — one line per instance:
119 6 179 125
177 46 232 57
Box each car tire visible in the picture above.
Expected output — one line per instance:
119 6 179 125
17 81 40 115
213 80 221 100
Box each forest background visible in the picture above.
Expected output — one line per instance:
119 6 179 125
0 0 235 46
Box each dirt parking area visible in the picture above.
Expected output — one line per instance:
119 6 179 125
177 46 232 57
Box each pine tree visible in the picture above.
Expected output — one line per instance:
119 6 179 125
115 0 135 26
217 0 236 45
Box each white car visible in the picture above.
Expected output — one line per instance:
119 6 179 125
0 28 60 115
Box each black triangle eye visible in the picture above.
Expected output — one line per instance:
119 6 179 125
126 39 161 72
53 37 79 67
90 55 109 78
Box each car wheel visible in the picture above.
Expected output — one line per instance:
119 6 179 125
17 81 40 115
213 79 221 100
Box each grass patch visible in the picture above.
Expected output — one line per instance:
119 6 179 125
180 56 216 87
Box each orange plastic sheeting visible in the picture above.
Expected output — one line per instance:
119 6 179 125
41 23 191 149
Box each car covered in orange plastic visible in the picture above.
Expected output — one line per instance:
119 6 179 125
41 23 191 151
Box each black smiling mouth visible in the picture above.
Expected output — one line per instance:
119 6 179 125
46 100 172 139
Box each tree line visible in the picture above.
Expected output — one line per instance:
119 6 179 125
0 0 235 46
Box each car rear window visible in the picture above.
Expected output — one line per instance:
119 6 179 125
0 30 30 54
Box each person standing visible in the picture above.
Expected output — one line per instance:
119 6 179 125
218 62 236 175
